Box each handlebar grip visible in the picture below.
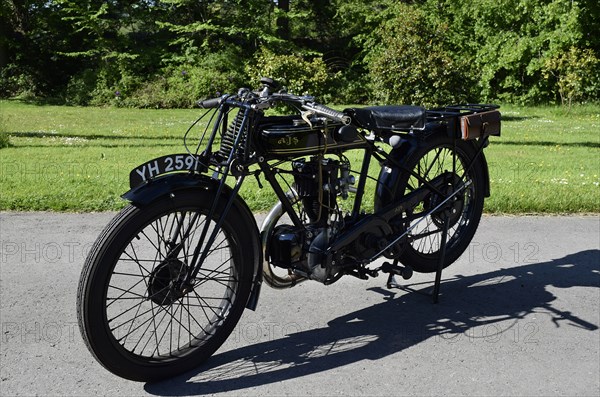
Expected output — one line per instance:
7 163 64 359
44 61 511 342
197 97 221 109
308 103 351 125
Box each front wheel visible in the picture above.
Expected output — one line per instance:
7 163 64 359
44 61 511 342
392 135 486 273
77 191 254 381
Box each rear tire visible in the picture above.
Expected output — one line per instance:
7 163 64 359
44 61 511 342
77 191 254 381
392 135 485 273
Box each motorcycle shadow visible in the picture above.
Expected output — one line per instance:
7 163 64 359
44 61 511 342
145 249 599 395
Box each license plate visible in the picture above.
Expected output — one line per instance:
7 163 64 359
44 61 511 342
129 153 203 188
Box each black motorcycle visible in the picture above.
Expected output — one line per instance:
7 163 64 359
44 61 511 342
77 78 501 381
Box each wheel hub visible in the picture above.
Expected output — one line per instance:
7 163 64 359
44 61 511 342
147 258 191 305
426 173 466 228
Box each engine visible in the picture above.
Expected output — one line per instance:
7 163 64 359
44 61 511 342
266 156 354 281
293 157 339 226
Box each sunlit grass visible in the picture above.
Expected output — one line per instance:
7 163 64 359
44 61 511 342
0 100 598 213
484 104 599 213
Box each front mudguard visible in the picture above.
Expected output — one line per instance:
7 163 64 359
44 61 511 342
122 173 263 310
375 133 491 210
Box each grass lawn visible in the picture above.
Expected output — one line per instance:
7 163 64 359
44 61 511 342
0 100 598 213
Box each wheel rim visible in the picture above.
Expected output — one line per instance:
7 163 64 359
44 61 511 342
404 146 475 256
103 209 239 360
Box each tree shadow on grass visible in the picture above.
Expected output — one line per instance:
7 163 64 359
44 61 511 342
4 97 68 106
501 115 539 122
494 140 600 148
145 249 599 395
5 131 185 149
8 131 180 141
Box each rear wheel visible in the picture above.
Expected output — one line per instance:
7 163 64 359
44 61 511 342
394 136 485 273
77 191 254 381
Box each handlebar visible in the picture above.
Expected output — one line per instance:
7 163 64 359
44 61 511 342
197 97 222 109
197 82 351 125
304 102 351 125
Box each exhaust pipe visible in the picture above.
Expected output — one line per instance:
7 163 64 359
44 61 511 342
260 190 307 289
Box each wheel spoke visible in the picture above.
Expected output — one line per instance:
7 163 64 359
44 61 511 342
402 145 479 257
101 204 241 361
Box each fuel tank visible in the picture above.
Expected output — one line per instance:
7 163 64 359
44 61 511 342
257 115 366 157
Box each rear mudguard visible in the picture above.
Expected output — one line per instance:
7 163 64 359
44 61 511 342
122 173 263 310
375 133 491 209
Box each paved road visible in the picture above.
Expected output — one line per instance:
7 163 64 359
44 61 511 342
1 212 599 396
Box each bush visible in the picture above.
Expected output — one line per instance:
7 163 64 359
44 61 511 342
426 0 597 105
331 67 372 105
365 3 474 107
62 49 246 108
123 50 246 108
90 58 144 107
0 115 9 149
0 64 41 100
543 47 600 106
247 47 334 101
63 53 144 106
66 70 98 106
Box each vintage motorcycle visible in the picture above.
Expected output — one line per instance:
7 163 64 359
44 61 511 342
77 78 501 381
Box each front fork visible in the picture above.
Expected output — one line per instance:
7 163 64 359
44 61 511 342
156 172 247 293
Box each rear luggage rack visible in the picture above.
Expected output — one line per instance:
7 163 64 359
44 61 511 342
426 104 501 140
426 103 499 120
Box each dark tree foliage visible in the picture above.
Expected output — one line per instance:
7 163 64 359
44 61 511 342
1 0 81 97
1 0 598 106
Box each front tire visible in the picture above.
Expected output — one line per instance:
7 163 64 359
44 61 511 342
77 191 254 381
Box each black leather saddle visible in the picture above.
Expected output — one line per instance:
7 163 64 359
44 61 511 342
345 105 426 131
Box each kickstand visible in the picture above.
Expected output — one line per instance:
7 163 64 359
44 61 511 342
432 216 450 304
384 215 450 303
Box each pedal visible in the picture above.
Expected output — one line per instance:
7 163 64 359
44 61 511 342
381 262 413 280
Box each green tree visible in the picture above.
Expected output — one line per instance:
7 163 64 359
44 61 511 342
365 2 473 106
247 46 331 99
422 0 600 103
156 0 279 61
543 47 600 106
1 0 80 97
2 0 598 105
56 0 171 104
